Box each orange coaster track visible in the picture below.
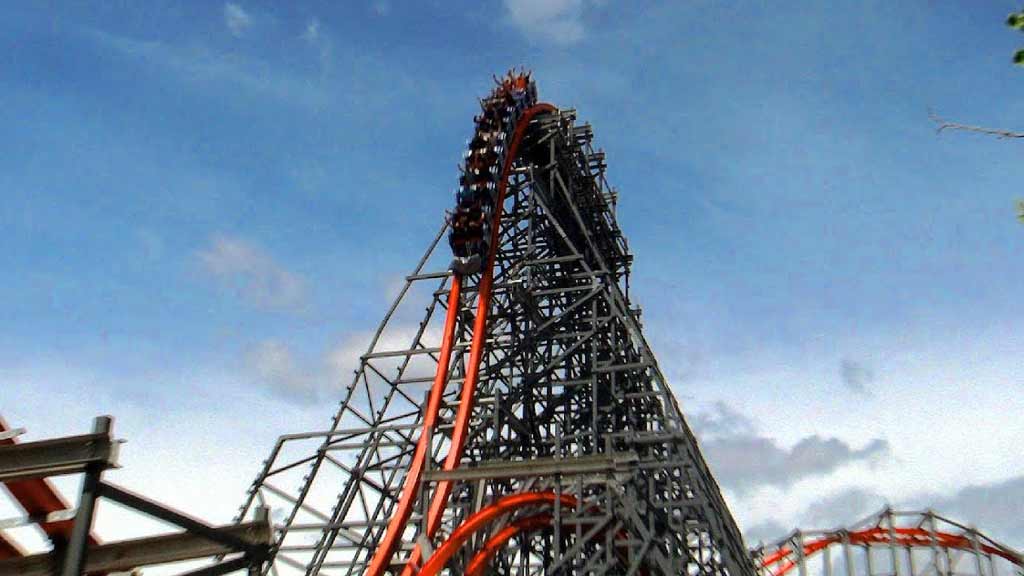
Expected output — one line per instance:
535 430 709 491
365 84 556 575
417 492 576 576
755 510 1023 576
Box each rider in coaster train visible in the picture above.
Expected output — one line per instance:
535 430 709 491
449 71 537 275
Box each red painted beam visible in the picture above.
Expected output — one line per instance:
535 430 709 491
0 534 25 560
760 527 1023 576
0 416 101 548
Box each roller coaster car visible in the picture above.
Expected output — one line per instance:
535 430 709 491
459 175 495 191
450 254 481 276
466 156 499 179
449 207 490 275
448 71 536 276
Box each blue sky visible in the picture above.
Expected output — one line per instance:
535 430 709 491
2 0 1023 558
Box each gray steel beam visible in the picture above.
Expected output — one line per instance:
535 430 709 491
421 453 636 482
0 521 271 576
99 481 262 555
61 416 111 576
0 426 118 482
0 508 76 530
0 428 25 442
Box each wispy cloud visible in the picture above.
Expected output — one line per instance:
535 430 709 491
839 357 876 396
86 28 330 110
246 340 317 403
224 3 252 38
1 361 323 548
245 336 350 403
301 18 321 43
503 0 590 45
197 234 306 311
372 0 392 17
241 323 436 405
930 476 1024 545
326 324 442 390
299 17 333 73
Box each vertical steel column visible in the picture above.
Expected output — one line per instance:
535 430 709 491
60 415 111 576
968 528 987 576
825 538 833 576
842 531 855 576
887 510 901 576
865 540 876 576
925 511 944 576
795 532 808 576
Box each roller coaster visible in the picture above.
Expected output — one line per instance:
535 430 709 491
226 74 1023 575
754 509 1022 576
0 74 1020 576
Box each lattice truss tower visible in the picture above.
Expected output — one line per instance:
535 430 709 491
235 91 756 576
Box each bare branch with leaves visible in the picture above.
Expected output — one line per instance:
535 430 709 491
1009 9 1024 64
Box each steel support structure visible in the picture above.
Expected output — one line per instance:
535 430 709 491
0 416 102 559
0 416 273 575
235 93 754 576
752 509 1023 576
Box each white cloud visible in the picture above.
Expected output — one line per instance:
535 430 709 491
503 0 591 45
744 477 1024 549
929 476 1024 546
691 402 890 494
0 360 328 570
325 323 443 391
239 322 439 406
87 29 331 110
301 18 320 43
246 340 318 403
224 3 251 38
673 320 1024 542
197 234 307 311
372 0 392 17
299 17 333 73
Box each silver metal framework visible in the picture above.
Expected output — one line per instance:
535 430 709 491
752 509 1023 576
234 103 754 575
0 416 272 576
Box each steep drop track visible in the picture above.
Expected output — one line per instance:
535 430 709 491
367 72 556 576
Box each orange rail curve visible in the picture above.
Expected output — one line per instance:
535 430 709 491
463 503 640 576
364 280 463 576
393 103 557 576
761 527 1024 576
418 491 576 576
367 103 555 576
385 104 557 573
465 514 553 576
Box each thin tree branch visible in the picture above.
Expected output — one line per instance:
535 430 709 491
929 111 1024 139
